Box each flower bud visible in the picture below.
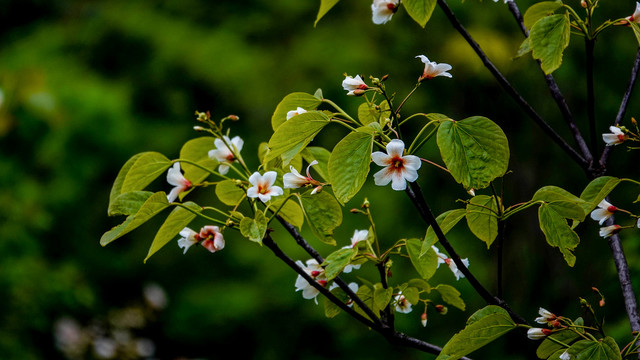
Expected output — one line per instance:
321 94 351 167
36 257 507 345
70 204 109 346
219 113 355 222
193 126 206 132
632 117 637 126
467 188 476 197
381 74 389 82
435 304 448 315
527 328 552 340
228 114 239 121
580 0 587 8
599 299 605 307
362 198 370 209
421 312 427 327
352 89 367 96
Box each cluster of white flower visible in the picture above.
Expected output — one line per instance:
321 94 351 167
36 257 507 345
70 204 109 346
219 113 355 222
589 199 640 238
527 308 571 359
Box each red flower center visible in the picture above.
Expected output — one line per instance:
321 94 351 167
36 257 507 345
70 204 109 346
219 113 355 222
386 3 397 12
391 156 404 169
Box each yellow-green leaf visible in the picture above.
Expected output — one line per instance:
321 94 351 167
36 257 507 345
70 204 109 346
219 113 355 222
121 152 172 194
328 131 373 203
530 13 570 74
271 92 322 131
144 202 200 263
266 111 330 165
403 0 437 28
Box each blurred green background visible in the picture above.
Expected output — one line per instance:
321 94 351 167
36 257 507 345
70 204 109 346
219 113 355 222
2 0 640 359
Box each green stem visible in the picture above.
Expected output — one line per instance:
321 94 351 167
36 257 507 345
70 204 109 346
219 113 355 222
172 203 227 225
323 98 359 125
174 158 227 179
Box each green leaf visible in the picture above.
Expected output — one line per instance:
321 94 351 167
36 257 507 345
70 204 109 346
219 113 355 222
314 0 341 26
538 203 579 266
271 197 304 229
536 328 582 359
516 37 532 58
402 286 420 305
328 131 373 203
353 285 375 320
215 180 246 206
357 101 390 126
436 305 516 360
301 191 342 245
301 146 331 182
108 191 154 216
121 152 173 194
567 337 621 360
523 0 563 30
323 248 356 281
403 0 438 28
435 284 465 311
580 176 620 214
144 202 200 263
109 153 145 212
180 137 218 184
373 285 393 313
466 195 499 248
324 285 350 318
266 111 330 165
533 186 587 221
271 92 323 130
407 239 438 280
529 13 570 74
437 116 509 190
631 22 640 46
421 209 466 256
100 192 170 246
239 210 268 244
408 279 431 293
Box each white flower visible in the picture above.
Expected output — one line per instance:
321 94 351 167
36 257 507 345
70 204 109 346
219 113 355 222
493 0 513 3
349 229 369 248
208 135 244 175
527 328 551 340
286 107 307 120
371 0 399 25
283 160 319 189
416 55 452 81
342 75 369 96
395 293 412 314
177 228 200 254
143 283 168 310
247 171 284 202
166 163 192 203
637 218 640 228
372 139 422 191
590 199 617 225
432 246 469 280
559 350 571 360
295 259 327 304
602 126 627 146
421 312 427 327
599 224 621 238
535 307 556 324
626 2 640 23
199 225 225 253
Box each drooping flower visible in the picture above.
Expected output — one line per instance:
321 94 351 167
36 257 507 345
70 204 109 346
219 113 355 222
283 160 319 189
286 107 307 120
432 246 469 280
590 199 617 225
342 75 369 96
527 328 552 340
559 350 571 360
602 126 627 146
295 259 327 304
166 163 192 203
421 312 428 327
372 139 422 191
177 228 200 254
199 225 225 253
416 55 453 81
626 2 640 24
371 0 399 25
395 293 412 314
247 171 284 203
208 136 244 175
535 308 557 325
599 224 622 238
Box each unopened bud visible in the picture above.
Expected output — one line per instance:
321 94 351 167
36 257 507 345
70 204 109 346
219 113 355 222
467 188 476 197
387 270 393 278
352 89 367 96
194 126 206 131
632 117 637 126
435 304 448 314
225 219 235 227
310 185 323 195
381 74 389 82
599 299 605 307
581 0 587 8
421 312 427 327
195 111 208 122
350 208 360 213
228 114 239 121
362 198 370 209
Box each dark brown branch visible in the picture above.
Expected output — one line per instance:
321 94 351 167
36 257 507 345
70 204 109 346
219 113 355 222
437 0 589 170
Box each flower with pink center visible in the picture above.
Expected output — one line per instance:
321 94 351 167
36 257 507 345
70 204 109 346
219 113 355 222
535 308 557 325
208 135 244 175
372 139 421 191
416 55 452 81
371 0 399 25
600 224 622 238
177 228 200 254
432 245 469 280
247 171 284 203
283 160 319 189
602 126 627 146
590 199 617 225
626 2 640 24
395 293 412 314
286 107 307 120
166 163 192 203
199 226 225 253
342 75 369 96
295 259 327 304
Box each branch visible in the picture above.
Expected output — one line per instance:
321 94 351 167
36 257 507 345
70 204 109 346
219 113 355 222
406 181 528 325
437 0 589 170
600 47 640 166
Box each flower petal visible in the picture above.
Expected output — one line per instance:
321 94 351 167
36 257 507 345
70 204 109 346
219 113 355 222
385 139 405 157
373 168 393 186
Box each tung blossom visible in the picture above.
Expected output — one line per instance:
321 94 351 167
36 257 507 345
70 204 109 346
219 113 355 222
247 171 284 203
433 246 469 280
208 136 244 175
372 139 422 191
395 293 412 314
535 308 557 325
295 259 327 304
342 229 369 273
286 107 307 120
599 224 622 238
199 225 225 253
283 160 319 190
177 228 200 254
166 163 192 203
590 199 617 225
602 126 627 146
371 0 399 25
342 75 369 96
416 55 452 81
527 328 552 340
626 2 640 24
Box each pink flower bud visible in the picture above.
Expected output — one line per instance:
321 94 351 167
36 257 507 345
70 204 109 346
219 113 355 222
421 312 427 327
